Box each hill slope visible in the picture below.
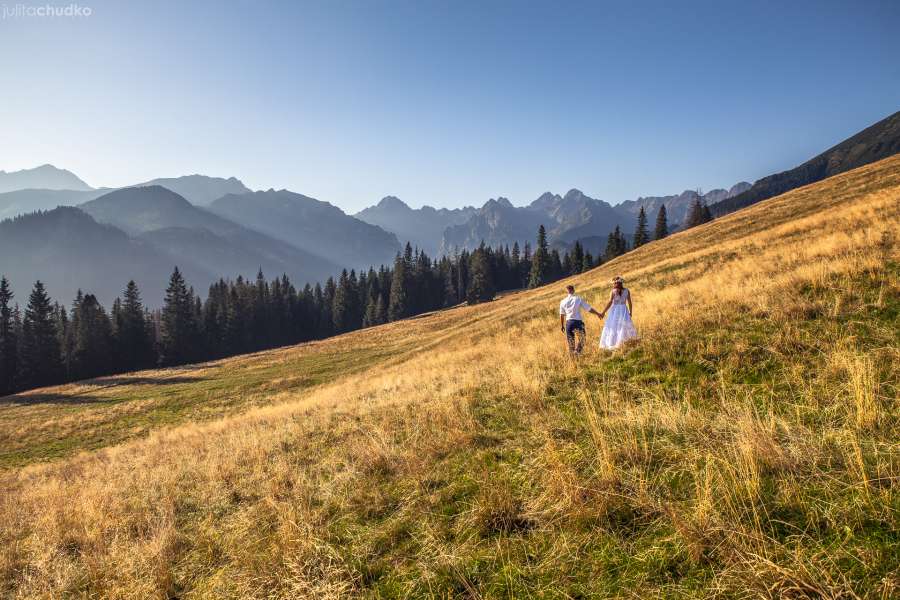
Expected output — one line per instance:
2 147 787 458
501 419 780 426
1 156 899 598
712 109 900 215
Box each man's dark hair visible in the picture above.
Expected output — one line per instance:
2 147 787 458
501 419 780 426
566 284 575 293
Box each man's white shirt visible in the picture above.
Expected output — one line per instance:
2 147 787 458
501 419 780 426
559 294 592 321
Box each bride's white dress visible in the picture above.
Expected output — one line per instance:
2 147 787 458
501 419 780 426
600 288 638 349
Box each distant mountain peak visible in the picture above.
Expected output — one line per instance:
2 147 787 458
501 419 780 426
485 197 514 209
377 195 410 210
133 174 251 206
0 164 93 193
728 182 752 196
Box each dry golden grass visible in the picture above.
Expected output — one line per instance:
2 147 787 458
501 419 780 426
1 155 899 598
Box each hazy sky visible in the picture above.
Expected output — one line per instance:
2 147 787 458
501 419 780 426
2 0 898 211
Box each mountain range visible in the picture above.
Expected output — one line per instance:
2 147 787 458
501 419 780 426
354 185 754 257
0 178 396 307
2 109 898 307
354 197 476 255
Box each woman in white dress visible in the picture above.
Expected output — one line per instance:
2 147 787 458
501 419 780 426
599 276 638 349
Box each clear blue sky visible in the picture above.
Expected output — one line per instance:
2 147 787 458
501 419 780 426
2 0 898 211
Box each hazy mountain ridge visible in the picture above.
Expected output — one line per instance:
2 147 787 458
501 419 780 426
80 186 342 293
355 196 476 255
210 189 401 270
133 175 252 206
711 110 900 215
0 164 93 193
0 188 108 221
81 186 246 236
0 206 198 307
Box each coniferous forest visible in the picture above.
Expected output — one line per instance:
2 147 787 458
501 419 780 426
0 210 689 396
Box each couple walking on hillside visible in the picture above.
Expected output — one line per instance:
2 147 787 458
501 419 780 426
558 277 637 354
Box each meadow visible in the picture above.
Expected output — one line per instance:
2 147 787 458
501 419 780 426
1 155 899 598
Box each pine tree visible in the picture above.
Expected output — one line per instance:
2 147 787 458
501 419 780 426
634 206 649 247
0 277 17 395
701 203 713 224
529 225 551 288
19 281 62 388
654 204 668 240
159 267 197 366
466 247 495 305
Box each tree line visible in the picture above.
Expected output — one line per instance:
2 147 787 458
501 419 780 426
0 201 710 395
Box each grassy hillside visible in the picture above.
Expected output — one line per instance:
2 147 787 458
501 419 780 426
1 156 899 598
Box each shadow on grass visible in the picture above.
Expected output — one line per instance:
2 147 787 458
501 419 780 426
0 374 209 405
1 391 110 406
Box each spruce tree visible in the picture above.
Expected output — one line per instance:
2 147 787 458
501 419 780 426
72 293 113 380
654 204 669 240
701 203 713 224
115 281 154 371
442 266 457 307
572 241 585 274
321 277 336 337
634 206 649 247
363 296 378 328
582 251 594 272
159 267 197 366
510 242 521 281
374 295 388 326
466 247 495 305
388 253 409 321
529 225 551 288
685 196 705 229
521 243 532 287
605 226 628 261
456 250 469 303
19 281 62 388
0 277 17 395
332 269 353 333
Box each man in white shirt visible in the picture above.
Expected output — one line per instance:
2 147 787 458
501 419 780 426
559 284 602 355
